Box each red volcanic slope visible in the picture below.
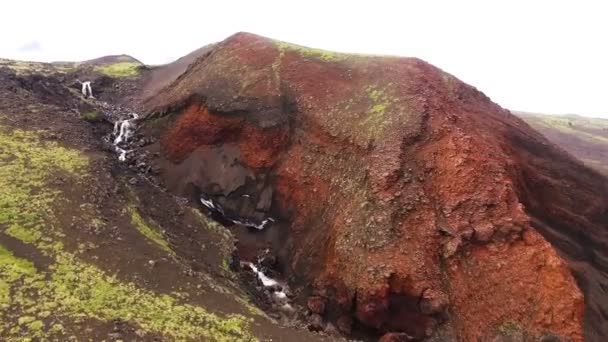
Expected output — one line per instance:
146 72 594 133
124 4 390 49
143 33 608 341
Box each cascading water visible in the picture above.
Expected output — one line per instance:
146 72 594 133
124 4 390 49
199 191 291 313
243 261 294 313
199 194 275 230
91 92 292 318
81 81 93 98
112 113 138 162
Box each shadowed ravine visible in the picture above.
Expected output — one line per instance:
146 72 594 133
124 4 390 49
107 101 297 325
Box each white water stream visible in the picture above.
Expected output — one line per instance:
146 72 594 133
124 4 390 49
199 196 274 230
244 262 293 311
91 86 288 311
112 113 138 162
99 95 293 315
81 81 93 98
200 196 290 310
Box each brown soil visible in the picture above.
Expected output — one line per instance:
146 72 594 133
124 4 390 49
140 32 608 341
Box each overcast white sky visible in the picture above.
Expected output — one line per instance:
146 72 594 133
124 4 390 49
1 0 606 117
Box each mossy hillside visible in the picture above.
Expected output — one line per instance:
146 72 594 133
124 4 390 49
0 124 256 341
272 37 402 64
0 127 87 246
0 56 141 77
275 41 350 62
533 115 608 144
537 114 608 129
94 62 141 78
0 59 78 75
0 244 38 313
517 112 608 141
0 248 254 341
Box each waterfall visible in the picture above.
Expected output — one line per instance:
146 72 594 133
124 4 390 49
81 81 93 98
199 195 274 230
243 262 293 311
112 113 138 162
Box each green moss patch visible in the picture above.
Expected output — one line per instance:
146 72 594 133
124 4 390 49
0 59 78 75
0 128 87 245
0 246 255 341
275 41 349 62
363 85 394 125
0 244 37 285
95 62 141 78
81 111 100 122
0 125 256 341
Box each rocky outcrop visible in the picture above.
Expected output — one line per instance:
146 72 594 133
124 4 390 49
142 32 608 341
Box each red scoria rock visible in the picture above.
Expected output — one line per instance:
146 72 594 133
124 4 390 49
141 32 608 341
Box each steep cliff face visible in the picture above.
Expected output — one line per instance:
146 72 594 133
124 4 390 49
143 33 608 341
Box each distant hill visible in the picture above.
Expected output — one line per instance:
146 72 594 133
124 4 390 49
140 44 216 99
516 111 608 175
